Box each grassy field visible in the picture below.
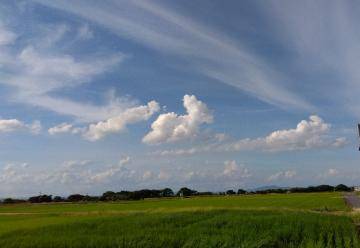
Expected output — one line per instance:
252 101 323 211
0 192 358 248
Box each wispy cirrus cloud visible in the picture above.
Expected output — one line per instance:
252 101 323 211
258 1 360 118
1 43 127 122
0 22 129 120
0 20 160 136
34 0 313 111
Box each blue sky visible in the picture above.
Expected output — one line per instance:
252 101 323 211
0 0 359 197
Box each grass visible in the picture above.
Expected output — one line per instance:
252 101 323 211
0 192 358 248
0 192 347 214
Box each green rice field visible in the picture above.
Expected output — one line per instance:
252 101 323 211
0 193 358 248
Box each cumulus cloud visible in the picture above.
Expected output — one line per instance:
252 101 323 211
223 160 251 178
40 157 134 187
0 162 31 185
89 164 135 184
318 168 339 179
84 101 160 141
154 115 347 156
327 168 339 176
119 156 131 166
267 170 297 182
48 100 160 141
0 119 41 134
223 115 344 152
0 119 25 133
143 95 213 144
48 123 74 135
48 123 85 136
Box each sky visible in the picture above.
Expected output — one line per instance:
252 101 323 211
0 0 359 197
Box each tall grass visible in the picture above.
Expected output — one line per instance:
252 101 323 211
0 210 358 248
0 193 355 247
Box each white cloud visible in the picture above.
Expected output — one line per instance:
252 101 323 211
21 163 29 168
267 170 297 182
223 160 251 178
143 95 213 144
48 123 74 135
317 168 340 180
327 168 339 176
84 101 160 141
29 121 42 134
11 46 121 95
0 119 41 134
89 163 135 184
155 115 347 155
0 162 31 184
0 119 24 133
223 115 346 152
119 156 131 166
48 100 160 141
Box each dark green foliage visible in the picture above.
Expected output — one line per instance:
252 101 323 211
237 189 247 194
196 192 214 196
1 198 26 204
100 189 174 201
226 190 236 195
67 194 86 202
160 188 174 197
28 195 52 203
290 185 335 193
0 184 354 205
53 196 64 202
177 187 197 196
335 184 352 192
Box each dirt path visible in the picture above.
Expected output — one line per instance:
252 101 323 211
344 192 360 209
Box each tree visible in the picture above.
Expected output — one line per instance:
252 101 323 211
160 188 174 197
2 198 26 204
226 190 236 195
176 187 197 197
237 189 247 195
2 198 15 204
335 184 351 192
53 196 64 202
28 195 52 203
67 194 85 202
100 191 117 201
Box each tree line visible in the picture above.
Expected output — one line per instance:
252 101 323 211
0 184 353 204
